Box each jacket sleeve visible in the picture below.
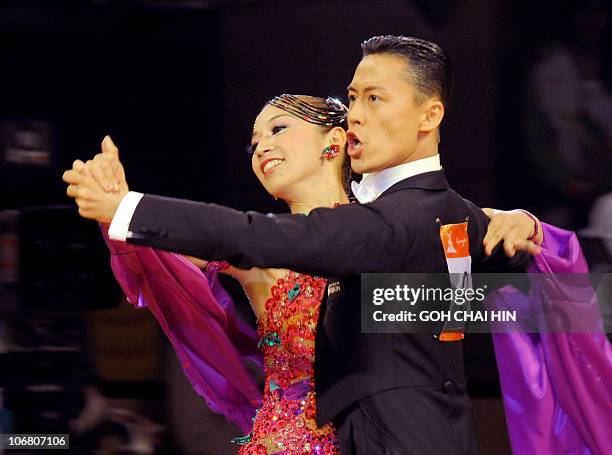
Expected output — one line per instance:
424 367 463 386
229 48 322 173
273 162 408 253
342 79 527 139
126 194 410 276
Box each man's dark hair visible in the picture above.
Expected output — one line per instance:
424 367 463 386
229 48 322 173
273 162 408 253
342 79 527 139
361 35 454 107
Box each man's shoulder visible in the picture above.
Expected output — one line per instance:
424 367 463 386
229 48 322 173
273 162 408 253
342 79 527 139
368 187 438 218
366 184 488 238
373 181 484 214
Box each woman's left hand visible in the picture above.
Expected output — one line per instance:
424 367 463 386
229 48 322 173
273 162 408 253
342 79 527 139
62 136 127 224
63 163 126 224
482 208 543 257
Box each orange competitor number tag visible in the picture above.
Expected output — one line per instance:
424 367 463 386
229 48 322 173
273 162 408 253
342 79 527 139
438 221 470 341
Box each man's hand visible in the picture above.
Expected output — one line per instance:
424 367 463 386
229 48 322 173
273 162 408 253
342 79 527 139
62 136 129 224
82 135 127 193
482 208 543 257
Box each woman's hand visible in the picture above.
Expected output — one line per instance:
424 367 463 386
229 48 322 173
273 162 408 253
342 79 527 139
62 136 128 224
81 136 126 193
482 208 543 257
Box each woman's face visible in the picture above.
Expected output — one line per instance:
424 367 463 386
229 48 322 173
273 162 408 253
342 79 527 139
250 104 330 199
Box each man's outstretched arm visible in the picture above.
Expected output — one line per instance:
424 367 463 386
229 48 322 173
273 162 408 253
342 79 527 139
62 155 402 276
62 137 539 276
120 192 401 276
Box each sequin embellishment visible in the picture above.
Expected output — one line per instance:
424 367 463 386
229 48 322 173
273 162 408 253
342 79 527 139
258 332 282 349
287 284 300 301
236 271 339 454
232 433 253 445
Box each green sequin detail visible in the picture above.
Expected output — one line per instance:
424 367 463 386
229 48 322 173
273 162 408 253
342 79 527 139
258 332 281 348
287 284 300 301
231 433 253 445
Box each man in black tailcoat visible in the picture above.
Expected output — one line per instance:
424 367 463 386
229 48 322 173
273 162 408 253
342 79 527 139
64 36 542 454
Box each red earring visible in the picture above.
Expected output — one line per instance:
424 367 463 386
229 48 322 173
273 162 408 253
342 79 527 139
321 144 341 160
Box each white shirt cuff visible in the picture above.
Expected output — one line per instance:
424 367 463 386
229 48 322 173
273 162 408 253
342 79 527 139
108 191 144 241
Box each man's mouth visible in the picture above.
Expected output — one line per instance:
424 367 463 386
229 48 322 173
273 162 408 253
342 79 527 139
260 158 284 175
347 131 363 156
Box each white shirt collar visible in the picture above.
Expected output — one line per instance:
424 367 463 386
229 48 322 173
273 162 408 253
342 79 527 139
350 154 442 203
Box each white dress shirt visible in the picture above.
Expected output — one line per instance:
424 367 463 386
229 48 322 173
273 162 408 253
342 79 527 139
350 154 442 203
108 191 144 241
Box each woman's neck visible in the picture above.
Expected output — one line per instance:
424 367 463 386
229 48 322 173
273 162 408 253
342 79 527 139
287 185 350 215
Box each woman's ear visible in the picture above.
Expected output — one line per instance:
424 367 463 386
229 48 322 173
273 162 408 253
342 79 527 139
327 126 347 148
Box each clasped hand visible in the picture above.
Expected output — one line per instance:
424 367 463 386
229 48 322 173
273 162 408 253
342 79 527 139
62 135 128 225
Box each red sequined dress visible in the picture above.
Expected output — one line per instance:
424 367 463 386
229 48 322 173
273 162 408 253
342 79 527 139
236 271 340 454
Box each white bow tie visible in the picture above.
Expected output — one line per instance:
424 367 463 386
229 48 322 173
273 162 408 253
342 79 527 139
351 179 379 204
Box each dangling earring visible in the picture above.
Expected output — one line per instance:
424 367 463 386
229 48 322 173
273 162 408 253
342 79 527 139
321 144 341 160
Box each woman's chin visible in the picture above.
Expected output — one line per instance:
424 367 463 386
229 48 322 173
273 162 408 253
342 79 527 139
265 185 286 202
265 178 294 202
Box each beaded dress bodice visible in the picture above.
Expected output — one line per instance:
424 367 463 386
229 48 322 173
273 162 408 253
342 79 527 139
237 271 339 454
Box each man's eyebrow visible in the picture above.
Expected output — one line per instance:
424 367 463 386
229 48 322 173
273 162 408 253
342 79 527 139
347 85 387 92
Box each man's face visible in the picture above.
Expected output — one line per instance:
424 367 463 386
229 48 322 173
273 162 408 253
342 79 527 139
347 53 425 174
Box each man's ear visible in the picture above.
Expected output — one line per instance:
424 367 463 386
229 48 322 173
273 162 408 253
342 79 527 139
420 100 444 132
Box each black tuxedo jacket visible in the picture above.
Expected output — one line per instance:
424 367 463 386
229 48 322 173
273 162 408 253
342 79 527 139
125 170 529 427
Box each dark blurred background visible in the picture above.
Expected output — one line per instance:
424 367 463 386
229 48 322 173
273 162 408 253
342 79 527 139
0 0 610 453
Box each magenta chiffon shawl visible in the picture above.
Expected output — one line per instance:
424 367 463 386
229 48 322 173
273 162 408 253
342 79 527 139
101 227 263 433
490 224 611 454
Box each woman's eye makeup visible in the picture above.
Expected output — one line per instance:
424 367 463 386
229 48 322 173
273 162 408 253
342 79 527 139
246 124 288 154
